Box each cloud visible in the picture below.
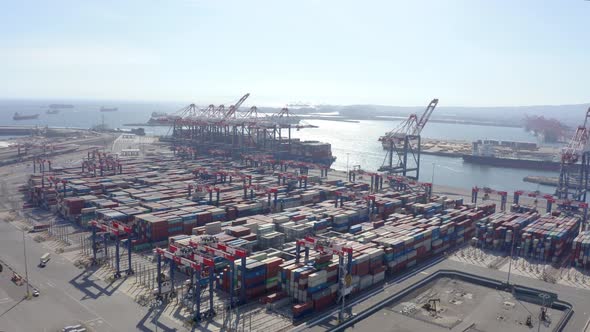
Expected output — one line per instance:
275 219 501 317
0 45 159 67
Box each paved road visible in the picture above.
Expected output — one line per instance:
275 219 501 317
0 221 184 332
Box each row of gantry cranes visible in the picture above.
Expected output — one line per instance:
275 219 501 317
88 217 355 323
166 93 590 218
167 93 323 163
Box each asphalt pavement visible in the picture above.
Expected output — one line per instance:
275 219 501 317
0 220 184 332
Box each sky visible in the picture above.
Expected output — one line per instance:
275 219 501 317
1 0 590 107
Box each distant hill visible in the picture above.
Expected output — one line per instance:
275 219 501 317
287 103 589 126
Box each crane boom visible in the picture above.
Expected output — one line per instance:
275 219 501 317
224 93 250 120
412 98 439 135
561 108 590 163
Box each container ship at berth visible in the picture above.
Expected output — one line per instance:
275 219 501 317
148 112 182 125
165 95 336 167
462 139 561 171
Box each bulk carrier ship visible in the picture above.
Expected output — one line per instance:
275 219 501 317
462 140 561 171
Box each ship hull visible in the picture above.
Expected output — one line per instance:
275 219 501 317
13 114 40 120
462 154 560 171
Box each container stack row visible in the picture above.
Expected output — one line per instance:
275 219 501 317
573 231 590 268
474 211 540 250
519 214 581 262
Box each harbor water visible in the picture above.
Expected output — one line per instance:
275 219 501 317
0 100 558 193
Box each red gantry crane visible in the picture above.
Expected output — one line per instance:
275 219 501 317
90 220 135 278
154 245 217 321
295 236 353 323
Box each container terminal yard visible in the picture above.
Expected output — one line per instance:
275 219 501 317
1 98 590 332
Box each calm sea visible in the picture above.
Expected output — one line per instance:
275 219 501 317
0 100 557 193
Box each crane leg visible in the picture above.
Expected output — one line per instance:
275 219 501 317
170 260 176 298
157 254 162 299
209 266 215 316
194 268 201 322
127 238 134 275
114 238 121 279
92 226 97 264
241 257 246 304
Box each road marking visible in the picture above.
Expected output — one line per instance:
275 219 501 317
0 297 12 304
62 291 115 330
85 318 102 324
46 282 55 287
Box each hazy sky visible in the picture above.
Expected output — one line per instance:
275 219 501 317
2 0 589 106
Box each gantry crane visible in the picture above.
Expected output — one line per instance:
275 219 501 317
556 107 590 202
188 237 248 307
379 99 439 180
154 245 216 321
513 190 588 222
295 236 353 323
90 220 134 278
471 186 507 211
388 175 433 199
167 94 331 166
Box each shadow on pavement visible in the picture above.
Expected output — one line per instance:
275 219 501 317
69 267 124 300
136 305 178 332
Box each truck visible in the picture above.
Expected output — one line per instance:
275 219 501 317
40 253 50 267
29 223 50 233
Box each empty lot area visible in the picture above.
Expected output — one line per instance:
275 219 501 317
348 277 562 332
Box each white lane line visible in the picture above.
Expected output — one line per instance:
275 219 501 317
0 297 12 304
46 282 55 287
62 290 115 331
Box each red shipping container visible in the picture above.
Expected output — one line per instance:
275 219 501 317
242 234 257 241
417 246 427 258
244 275 265 287
226 208 237 220
327 275 338 284
292 301 313 315
292 215 306 222
313 294 334 309
370 265 386 274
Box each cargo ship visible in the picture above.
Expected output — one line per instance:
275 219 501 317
13 112 40 121
147 112 181 125
462 140 561 171
100 107 118 112
46 109 60 115
462 154 561 171
48 104 73 109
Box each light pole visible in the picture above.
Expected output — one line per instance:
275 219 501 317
346 153 350 179
507 229 518 286
22 230 30 299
